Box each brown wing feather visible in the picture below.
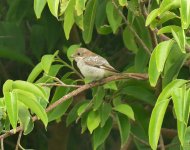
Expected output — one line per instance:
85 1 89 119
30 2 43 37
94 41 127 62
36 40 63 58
83 56 119 73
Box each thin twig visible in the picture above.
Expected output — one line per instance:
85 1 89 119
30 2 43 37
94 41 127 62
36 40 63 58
1 138 4 150
159 134 165 150
15 131 23 150
41 82 82 88
140 1 158 48
0 73 148 140
112 0 152 56
130 132 150 146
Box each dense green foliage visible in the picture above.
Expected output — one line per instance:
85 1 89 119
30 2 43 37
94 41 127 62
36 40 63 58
1 0 190 149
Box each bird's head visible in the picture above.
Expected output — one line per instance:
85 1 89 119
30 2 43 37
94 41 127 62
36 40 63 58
72 48 94 62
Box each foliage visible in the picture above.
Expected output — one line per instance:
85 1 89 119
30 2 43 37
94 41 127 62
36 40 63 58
1 0 190 149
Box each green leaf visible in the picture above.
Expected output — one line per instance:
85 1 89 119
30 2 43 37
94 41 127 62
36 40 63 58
106 1 122 33
159 0 180 15
47 79 74 121
82 0 98 43
77 101 90 116
4 91 18 132
172 87 187 146
34 0 46 19
63 0 76 40
66 101 89 126
113 104 135 120
171 28 186 53
180 0 190 29
103 81 118 90
75 0 87 16
87 110 101 134
122 85 156 105
149 79 187 150
74 13 84 30
41 52 58 74
3 80 13 94
18 103 33 134
67 44 81 62
59 0 70 15
16 89 48 127
123 26 138 53
148 48 160 87
157 25 181 34
27 63 43 83
118 0 127 6
93 86 105 110
116 113 131 148
155 40 174 72
145 8 159 26
47 0 59 18
100 103 112 127
12 80 47 101
93 118 112 150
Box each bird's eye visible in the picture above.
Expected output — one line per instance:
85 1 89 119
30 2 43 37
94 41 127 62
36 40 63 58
77 52 80 56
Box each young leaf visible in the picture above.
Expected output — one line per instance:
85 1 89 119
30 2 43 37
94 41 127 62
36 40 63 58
118 0 127 6
149 79 187 150
113 104 135 120
157 25 181 35
180 0 190 29
34 0 46 19
4 91 18 132
145 8 159 26
93 118 112 150
116 113 131 149
63 0 76 40
87 110 101 134
171 28 186 53
82 0 98 43
148 48 160 87
47 0 59 18
106 1 122 33
155 40 174 72
27 63 43 83
78 101 90 116
75 0 87 16
17 89 48 127
93 86 105 110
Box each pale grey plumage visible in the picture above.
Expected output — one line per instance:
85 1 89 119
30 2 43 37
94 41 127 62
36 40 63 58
72 48 118 81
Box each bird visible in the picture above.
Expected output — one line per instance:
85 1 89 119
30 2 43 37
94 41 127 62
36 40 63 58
72 48 118 81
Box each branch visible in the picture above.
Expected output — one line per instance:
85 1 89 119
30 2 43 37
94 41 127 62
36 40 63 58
0 73 148 140
15 131 23 150
112 0 152 56
1 138 4 150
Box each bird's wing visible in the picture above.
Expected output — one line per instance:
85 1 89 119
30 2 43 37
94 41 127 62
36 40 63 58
83 56 118 73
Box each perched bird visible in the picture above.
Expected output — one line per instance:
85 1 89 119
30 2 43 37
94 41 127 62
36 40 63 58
72 48 118 81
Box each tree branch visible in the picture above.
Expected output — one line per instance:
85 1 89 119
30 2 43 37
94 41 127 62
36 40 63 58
0 73 148 140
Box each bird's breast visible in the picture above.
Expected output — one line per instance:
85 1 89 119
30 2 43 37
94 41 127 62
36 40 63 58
77 60 105 80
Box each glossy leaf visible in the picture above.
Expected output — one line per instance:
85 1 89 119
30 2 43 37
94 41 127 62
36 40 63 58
145 8 159 26
113 104 135 120
82 0 98 43
16 89 48 127
149 79 187 150
155 40 174 72
119 0 127 6
87 110 100 134
148 49 160 87
3 80 13 94
157 25 181 34
59 0 69 15
93 118 112 150
171 28 186 53
180 0 190 29
63 0 76 40
4 91 18 132
116 113 131 148
34 0 46 19
75 0 87 16
47 0 59 18
77 101 90 116
41 54 54 74
103 81 118 90
27 63 43 83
